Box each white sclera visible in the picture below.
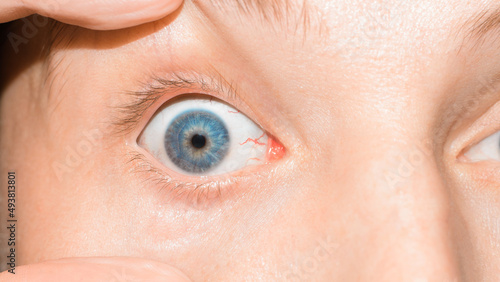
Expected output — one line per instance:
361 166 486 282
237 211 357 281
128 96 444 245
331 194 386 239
138 97 268 176
464 131 500 162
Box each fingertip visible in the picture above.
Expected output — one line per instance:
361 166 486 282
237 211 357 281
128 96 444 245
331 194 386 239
90 0 185 30
0 1 32 23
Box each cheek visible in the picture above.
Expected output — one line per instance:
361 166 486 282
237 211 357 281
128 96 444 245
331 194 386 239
0 68 66 263
0 74 126 262
15 137 150 263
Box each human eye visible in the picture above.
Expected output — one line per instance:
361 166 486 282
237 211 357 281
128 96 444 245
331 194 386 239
463 131 500 162
138 95 280 176
115 71 289 207
118 73 288 206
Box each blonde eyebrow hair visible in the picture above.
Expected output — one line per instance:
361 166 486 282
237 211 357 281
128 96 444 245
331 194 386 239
203 0 328 36
213 0 296 22
457 5 500 50
464 6 500 38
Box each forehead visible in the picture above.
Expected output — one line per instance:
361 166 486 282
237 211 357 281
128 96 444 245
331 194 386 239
182 0 498 74
36 0 500 109
202 0 495 40
46 0 500 62
182 0 497 82
38 0 500 118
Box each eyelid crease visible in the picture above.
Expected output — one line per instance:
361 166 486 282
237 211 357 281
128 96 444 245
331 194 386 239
112 70 242 135
437 73 500 152
449 99 500 160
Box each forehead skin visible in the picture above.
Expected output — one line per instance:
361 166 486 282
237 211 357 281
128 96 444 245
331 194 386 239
2 0 500 281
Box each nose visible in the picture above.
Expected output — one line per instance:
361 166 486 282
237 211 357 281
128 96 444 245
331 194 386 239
373 159 458 280
316 140 462 281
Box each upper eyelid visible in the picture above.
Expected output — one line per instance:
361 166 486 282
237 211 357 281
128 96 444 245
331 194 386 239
449 99 500 158
111 71 243 135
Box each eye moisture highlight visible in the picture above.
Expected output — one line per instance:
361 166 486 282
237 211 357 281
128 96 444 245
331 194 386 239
138 96 285 176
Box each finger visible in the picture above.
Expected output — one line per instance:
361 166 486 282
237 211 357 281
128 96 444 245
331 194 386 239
1 0 184 30
0 257 192 282
0 1 32 23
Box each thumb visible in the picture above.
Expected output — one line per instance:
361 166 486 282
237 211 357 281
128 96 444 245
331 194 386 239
0 257 192 282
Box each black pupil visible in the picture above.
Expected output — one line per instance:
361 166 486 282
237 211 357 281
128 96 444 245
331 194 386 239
191 134 206 149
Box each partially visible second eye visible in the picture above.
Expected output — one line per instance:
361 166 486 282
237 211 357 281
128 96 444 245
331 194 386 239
138 96 282 176
463 131 500 162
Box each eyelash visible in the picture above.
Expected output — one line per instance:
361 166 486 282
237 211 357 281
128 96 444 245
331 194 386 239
126 152 242 208
118 71 278 208
113 71 245 135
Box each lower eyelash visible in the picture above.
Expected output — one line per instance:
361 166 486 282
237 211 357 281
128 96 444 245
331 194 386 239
126 152 247 209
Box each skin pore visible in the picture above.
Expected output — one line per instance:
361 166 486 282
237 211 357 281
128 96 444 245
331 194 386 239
1 0 500 281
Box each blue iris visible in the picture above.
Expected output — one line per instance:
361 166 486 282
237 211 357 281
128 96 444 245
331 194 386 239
164 110 230 173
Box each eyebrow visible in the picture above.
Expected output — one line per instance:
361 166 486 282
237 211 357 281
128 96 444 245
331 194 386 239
459 6 500 47
203 0 327 36
210 0 294 23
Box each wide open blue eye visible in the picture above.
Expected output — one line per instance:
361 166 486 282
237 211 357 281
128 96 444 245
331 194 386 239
139 96 270 176
164 110 230 173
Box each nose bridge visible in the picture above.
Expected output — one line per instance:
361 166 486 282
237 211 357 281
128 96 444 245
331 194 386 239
300 70 464 278
380 154 459 279
332 136 461 280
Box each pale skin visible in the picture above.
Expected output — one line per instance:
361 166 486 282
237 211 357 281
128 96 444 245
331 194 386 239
1 0 500 281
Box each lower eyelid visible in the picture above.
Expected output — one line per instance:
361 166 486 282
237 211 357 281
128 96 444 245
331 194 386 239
126 151 232 207
456 160 500 186
126 145 278 209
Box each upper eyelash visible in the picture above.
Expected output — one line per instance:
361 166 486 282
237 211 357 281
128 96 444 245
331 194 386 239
111 70 241 136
